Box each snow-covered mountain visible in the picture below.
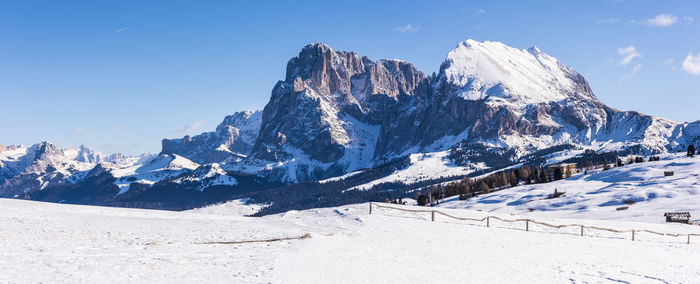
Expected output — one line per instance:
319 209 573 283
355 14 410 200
2 39 699 211
233 40 700 182
0 142 135 197
161 110 262 164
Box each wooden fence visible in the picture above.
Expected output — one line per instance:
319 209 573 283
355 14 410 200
369 203 700 244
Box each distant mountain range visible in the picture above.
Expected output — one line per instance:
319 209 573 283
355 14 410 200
2 40 699 213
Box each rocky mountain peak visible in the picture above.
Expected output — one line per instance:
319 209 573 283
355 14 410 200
284 43 424 102
527 46 542 55
76 145 104 164
285 43 366 98
216 110 262 133
438 39 597 106
33 141 62 160
251 43 425 169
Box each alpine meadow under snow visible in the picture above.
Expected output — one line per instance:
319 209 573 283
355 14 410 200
2 196 699 283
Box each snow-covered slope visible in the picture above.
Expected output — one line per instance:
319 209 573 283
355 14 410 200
171 163 238 191
439 153 700 224
2 198 699 283
187 198 267 216
111 153 200 195
348 151 487 191
442 40 595 105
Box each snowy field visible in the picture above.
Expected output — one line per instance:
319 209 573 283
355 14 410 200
2 198 700 283
439 153 700 224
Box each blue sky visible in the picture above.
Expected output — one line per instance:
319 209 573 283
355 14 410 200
1 0 699 155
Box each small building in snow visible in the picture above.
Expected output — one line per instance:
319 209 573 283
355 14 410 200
546 163 578 180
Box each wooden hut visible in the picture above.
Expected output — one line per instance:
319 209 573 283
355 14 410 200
664 212 690 223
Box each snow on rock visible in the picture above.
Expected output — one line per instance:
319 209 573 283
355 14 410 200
348 151 487 191
1 198 699 283
0 142 144 197
173 163 238 191
111 154 200 195
160 110 262 164
317 170 364 184
439 153 700 224
441 39 594 106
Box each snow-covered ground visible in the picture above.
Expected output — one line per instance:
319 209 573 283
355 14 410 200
2 198 700 283
439 153 700 224
188 198 267 216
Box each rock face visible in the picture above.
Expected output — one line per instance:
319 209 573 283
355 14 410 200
161 110 262 164
241 40 700 182
249 43 425 180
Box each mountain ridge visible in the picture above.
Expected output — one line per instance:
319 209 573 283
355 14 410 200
2 39 699 212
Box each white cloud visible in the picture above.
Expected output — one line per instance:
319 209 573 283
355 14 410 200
473 9 486 16
682 53 700 75
617 46 641 65
74 128 85 135
595 18 619 24
395 24 421 33
661 58 675 70
115 27 129 33
683 16 694 25
177 121 206 134
643 13 678 27
618 64 642 83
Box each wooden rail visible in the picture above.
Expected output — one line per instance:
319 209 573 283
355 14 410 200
369 203 700 244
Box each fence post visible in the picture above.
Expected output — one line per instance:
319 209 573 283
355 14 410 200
688 235 691 245
431 211 435 222
487 216 490 227
632 230 635 241
580 226 584 236
369 202 372 215
526 220 529 232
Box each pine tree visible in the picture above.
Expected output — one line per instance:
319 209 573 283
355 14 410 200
417 194 427 206
508 171 519 187
688 145 696 157
553 167 563 180
475 181 490 194
519 166 531 184
539 170 547 183
498 172 508 188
